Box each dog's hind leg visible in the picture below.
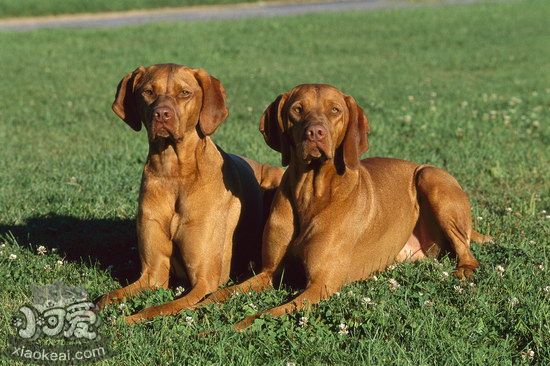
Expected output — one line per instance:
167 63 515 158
415 166 480 279
241 157 284 190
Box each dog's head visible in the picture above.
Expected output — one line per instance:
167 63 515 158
259 84 369 171
112 64 228 142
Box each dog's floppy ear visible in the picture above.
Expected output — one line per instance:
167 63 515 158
193 68 229 136
259 93 291 166
339 95 370 170
112 66 145 131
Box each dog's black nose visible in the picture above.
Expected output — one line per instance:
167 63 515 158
305 124 327 141
153 106 173 123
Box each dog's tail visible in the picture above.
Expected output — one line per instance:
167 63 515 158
471 230 493 244
242 157 285 190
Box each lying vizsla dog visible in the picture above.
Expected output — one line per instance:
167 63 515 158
197 84 492 330
96 64 283 323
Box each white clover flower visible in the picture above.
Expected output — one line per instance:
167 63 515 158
441 271 450 279
408 95 414 102
371 275 378 281
37 245 47 255
185 316 194 325
174 286 185 297
509 297 519 307
403 115 412 124
298 316 308 327
521 349 535 361
0 243 6 248
286 362 296 366
505 207 513 213
508 97 522 106
9 253 17 260
388 278 400 291
545 215 550 220
423 300 434 307
44 264 51 271
248 303 257 311
338 323 349 335
387 264 397 271
541 210 547 214
469 282 476 288
118 303 127 310
56 259 64 266
543 286 550 293
529 240 536 245
453 285 463 294
477 216 483 221
536 263 544 271
495 265 505 276
362 297 375 307
347 290 354 296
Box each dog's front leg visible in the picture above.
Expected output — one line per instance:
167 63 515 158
123 217 227 323
96 216 173 309
234 221 359 331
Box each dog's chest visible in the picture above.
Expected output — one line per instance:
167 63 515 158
165 185 202 238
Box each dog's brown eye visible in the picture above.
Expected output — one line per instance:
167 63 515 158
143 89 154 97
331 107 340 114
179 90 192 98
294 106 302 114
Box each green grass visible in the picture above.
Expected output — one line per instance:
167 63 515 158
0 0 269 18
1 1 549 365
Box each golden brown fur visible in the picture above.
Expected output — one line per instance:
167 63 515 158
196 84 492 330
95 64 283 323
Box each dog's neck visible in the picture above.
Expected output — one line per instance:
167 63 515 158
288 157 362 209
145 130 221 178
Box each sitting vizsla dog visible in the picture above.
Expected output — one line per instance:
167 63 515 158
198 84 492 330
96 64 283 323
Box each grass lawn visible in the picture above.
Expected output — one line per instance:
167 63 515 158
0 0 270 18
1 1 549 365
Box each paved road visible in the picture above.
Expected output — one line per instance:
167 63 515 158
0 0 475 32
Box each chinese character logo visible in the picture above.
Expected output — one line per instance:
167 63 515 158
12 282 100 341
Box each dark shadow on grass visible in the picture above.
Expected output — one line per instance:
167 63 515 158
0 212 308 300
0 215 140 284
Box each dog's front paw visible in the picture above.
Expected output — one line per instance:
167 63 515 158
453 265 476 280
95 295 113 311
123 314 142 325
233 315 259 331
